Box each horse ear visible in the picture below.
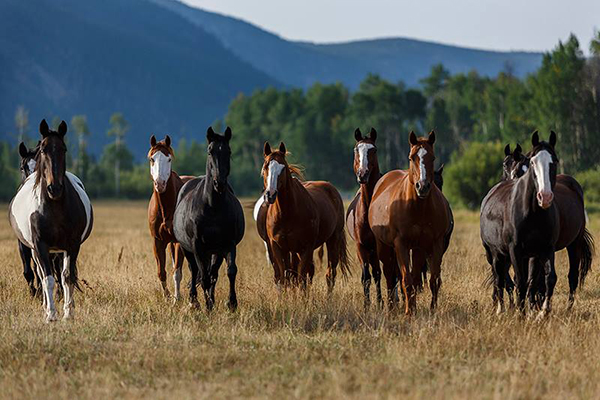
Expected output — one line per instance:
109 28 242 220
354 128 363 142
264 142 272 157
531 130 539 147
409 131 418 146
58 121 67 137
369 127 377 142
207 127 216 143
19 142 28 158
515 143 522 154
279 142 286 154
504 144 511 156
39 119 49 137
164 135 171 148
549 130 557 148
437 163 444 174
150 135 157 147
514 143 523 161
427 130 436 145
224 126 232 141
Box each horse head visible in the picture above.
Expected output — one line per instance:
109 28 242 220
148 134 173 193
353 127 378 185
262 141 288 204
37 119 67 200
529 130 558 209
206 126 232 194
502 143 529 181
18 141 40 181
408 131 436 199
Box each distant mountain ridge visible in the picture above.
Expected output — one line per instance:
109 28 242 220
156 0 543 89
0 0 543 157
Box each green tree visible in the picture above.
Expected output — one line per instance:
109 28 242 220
14 106 29 144
70 115 91 181
107 112 129 196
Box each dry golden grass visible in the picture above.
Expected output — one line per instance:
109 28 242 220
1 200 600 399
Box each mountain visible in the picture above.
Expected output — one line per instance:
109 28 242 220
0 0 543 157
0 0 279 155
156 0 543 89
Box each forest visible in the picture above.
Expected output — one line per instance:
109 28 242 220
2 34 599 209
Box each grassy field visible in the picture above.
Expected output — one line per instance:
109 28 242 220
1 201 600 399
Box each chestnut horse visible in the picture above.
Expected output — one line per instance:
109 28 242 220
147 135 193 301
345 128 383 306
262 142 350 289
369 131 453 314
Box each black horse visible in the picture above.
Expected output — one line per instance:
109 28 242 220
495 140 594 310
481 131 562 317
16 142 62 298
173 127 244 311
9 120 93 322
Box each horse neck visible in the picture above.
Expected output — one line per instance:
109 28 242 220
272 169 304 215
202 163 223 207
359 163 380 207
512 170 539 215
155 172 177 219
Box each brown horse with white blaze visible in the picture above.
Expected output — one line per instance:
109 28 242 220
369 131 453 314
262 142 350 289
147 135 193 301
345 127 383 306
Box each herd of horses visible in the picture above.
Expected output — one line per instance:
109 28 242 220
8 119 594 323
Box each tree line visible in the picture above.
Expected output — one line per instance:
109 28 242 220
1 33 599 209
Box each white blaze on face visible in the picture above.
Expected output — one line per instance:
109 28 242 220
356 143 375 176
266 160 284 197
531 150 554 208
417 147 428 182
150 151 171 192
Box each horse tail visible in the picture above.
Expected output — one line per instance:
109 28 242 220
317 245 325 267
337 227 351 278
579 228 595 286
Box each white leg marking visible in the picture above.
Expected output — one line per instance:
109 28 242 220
172 253 182 302
62 252 74 320
41 274 58 323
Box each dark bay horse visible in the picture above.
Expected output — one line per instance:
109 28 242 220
345 128 383 306
369 131 453 314
9 120 93 322
481 131 592 317
173 127 244 310
147 135 194 301
16 142 63 299
262 141 350 290
486 138 594 312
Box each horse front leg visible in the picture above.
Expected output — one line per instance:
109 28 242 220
33 242 58 323
357 244 371 308
509 246 527 314
539 252 557 320
426 248 443 312
183 249 199 308
226 247 238 311
208 253 224 310
171 243 184 303
19 241 37 297
153 238 169 298
62 246 80 320
393 240 414 315
270 241 287 292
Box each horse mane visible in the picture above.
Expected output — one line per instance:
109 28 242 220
288 163 305 181
148 143 174 159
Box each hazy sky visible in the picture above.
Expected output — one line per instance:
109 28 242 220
182 0 599 54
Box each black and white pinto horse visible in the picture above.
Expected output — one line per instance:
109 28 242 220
174 127 244 311
481 131 561 318
9 120 93 322
16 141 62 298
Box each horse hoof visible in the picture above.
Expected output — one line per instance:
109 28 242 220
227 300 238 312
45 312 58 323
188 300 200 310
62 311 74 321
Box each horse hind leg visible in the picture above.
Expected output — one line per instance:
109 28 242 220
171 243 184 303
61 247 79 320
358 245 372 308
566 241 582 309
369 250 383 308
33 245 58 323
183 249 200 308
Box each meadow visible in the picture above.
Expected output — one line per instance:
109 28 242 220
1 201 599 399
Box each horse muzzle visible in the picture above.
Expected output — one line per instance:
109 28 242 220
537 191 554 209
265 190 277 204
154 181 167 193
47 183 63 199
415 181 431 199
356 170 370 184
